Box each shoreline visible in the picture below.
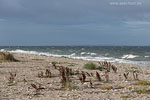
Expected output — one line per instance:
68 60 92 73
12 51 146 67
1 48 149 66
0 52 150 100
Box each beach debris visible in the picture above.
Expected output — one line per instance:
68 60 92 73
45 69 51 78
111 65 117 73
78 74 83 84
38 71 44 78
99 61 117 73
96 71 101 81
58 66 74 88
31 83 45 95
90 72 94 77
81 71 86 82
38 69 51 78
8 72 16 83
104 72 109 82
52 63 57 69
77 71 86 84
90 80 93 88
123 72 129 81
133 71 139 80
86 72 91 77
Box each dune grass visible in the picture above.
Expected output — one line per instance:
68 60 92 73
134 80 150 86
0 52 18 62
100 86 113 90
83 62 97 70
31 58 45 61
132 88 150 94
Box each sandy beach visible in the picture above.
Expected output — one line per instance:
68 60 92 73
0 53 150 100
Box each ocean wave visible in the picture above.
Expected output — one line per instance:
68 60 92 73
80 52 97 56
145 56 150 58
122 54 139 59
81 52 86 55
0 49 149 66
70 53 76 56
0 49 63 57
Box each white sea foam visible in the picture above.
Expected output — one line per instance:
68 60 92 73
70 53 76 56
81 52 86 55
90 53 97 56
80 52 97 56
0 49 6 52
122 54 138 59
0 49 148 65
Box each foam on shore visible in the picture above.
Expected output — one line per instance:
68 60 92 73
1 49 150 66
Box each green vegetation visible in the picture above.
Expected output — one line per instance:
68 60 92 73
134 80 150 85
51 61 60 65
0 52 18 62
132 88 150 94
8 82 17 86
125 66 139 72
68 63 77 66
63 81 77 90
31 58 45 61
100 85 124 90
100 86 113 90
64 81 73 89
61 56 68 58
83 62 97 70
114 85 125 89
96 66 105 70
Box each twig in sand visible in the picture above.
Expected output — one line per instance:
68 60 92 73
81 71 86 82
31 83 45 95
8 72 16 83
104 72 109 82
123 72 129 81
133 71 139 80
90 80 93 88
111 65 117 73
45 69 51 78
96 71 101 81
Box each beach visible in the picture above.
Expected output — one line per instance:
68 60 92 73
0 52 150 100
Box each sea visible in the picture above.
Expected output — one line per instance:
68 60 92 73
0 46 150 66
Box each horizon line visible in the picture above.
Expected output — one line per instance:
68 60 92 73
0 45 150 47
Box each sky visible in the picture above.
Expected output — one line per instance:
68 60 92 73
0 0 150 46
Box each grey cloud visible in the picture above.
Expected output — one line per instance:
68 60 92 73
0 0 150 25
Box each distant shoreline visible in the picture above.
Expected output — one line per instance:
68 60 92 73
1 46 150 66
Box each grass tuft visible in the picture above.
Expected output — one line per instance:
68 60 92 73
64 81 77 90
114 85 125 89
134 80 150 85
132 88 150 94
83 63 97 70
0 52 18 62
31 58 44 61
100 86 113 90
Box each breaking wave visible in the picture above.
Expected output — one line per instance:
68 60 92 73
1 49 148 65
122 54 139 59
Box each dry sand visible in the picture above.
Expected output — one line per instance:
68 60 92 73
0 53 150 100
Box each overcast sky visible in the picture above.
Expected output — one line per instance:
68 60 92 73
0 0 150 46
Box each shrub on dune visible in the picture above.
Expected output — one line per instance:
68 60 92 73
83 62 97 70
0 52 18 62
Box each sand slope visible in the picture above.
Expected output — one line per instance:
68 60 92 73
0 53 150 100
